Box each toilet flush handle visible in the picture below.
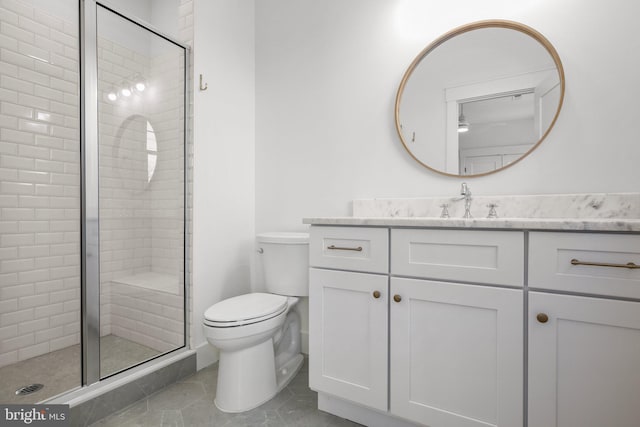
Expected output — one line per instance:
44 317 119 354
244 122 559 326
257 248 264 254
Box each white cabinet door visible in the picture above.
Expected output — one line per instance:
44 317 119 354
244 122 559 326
390 278 523 427
309 268 389 411
529 292 640 427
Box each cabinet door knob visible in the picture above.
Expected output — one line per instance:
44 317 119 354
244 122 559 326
393 294 402 303
373 290 381 299
536 313 549 323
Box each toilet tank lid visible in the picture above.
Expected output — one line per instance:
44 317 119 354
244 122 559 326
257 232 309 244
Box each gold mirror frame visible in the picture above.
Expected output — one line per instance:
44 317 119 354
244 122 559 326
394 20 565 178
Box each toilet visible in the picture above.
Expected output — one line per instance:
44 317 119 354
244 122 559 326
203 232 309 413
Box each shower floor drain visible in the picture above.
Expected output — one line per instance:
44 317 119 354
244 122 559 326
15 384 44 396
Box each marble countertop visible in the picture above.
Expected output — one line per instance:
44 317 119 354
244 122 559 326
303 192 640 232
302 216 640 232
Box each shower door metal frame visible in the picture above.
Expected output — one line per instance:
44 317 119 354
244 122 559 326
80 0 190 386
80 0 100 386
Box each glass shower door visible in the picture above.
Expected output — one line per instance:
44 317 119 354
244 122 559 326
96 5 186 377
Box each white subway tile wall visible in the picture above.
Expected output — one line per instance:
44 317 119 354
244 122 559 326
0 0 80 368
177 0 195 352
109 282 184 352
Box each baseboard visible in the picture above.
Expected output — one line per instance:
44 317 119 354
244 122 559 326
196 342 219 370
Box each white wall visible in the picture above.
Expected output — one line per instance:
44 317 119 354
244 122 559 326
254 0 640 342
192 0 255 366
255 0 640 228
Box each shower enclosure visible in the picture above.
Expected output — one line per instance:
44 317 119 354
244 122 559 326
0 0 188 404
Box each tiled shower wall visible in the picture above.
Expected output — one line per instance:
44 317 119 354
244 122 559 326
97 35 152 339
177 0 195 354
0 0 81 368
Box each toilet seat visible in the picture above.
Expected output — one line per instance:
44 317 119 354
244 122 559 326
204 293 288 328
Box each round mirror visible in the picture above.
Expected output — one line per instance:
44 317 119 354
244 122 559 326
395 20 565 177
114 114 159 189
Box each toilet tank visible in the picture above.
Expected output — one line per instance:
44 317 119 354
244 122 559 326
257 232 309 296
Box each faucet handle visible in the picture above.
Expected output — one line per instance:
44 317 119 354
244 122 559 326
439 204 450 219
487 203 498 219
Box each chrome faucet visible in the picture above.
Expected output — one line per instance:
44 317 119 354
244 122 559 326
439 203 450 219
459 182 472 218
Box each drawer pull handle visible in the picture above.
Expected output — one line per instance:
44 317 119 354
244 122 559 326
570 258 640 269
393 294 402 303
327 245 363 252
536 313 549 323
373 291 381 299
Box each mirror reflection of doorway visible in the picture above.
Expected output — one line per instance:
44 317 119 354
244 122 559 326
458 91 536 175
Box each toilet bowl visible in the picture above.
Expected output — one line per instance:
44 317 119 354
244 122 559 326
202 232 309 413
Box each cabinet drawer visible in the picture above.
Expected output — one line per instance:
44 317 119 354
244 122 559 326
309 226 389 274
529 232 640 298
391 229 524 286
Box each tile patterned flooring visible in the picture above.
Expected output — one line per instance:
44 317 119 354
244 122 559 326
90 359 361 427
0 335 159 404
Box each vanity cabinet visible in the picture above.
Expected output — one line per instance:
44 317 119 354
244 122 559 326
310 226 640 427
309 226 524 427
528 231 640 427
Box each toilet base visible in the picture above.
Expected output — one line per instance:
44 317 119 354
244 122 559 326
214 338 275 413
214 341 304 413
276 353 304 391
